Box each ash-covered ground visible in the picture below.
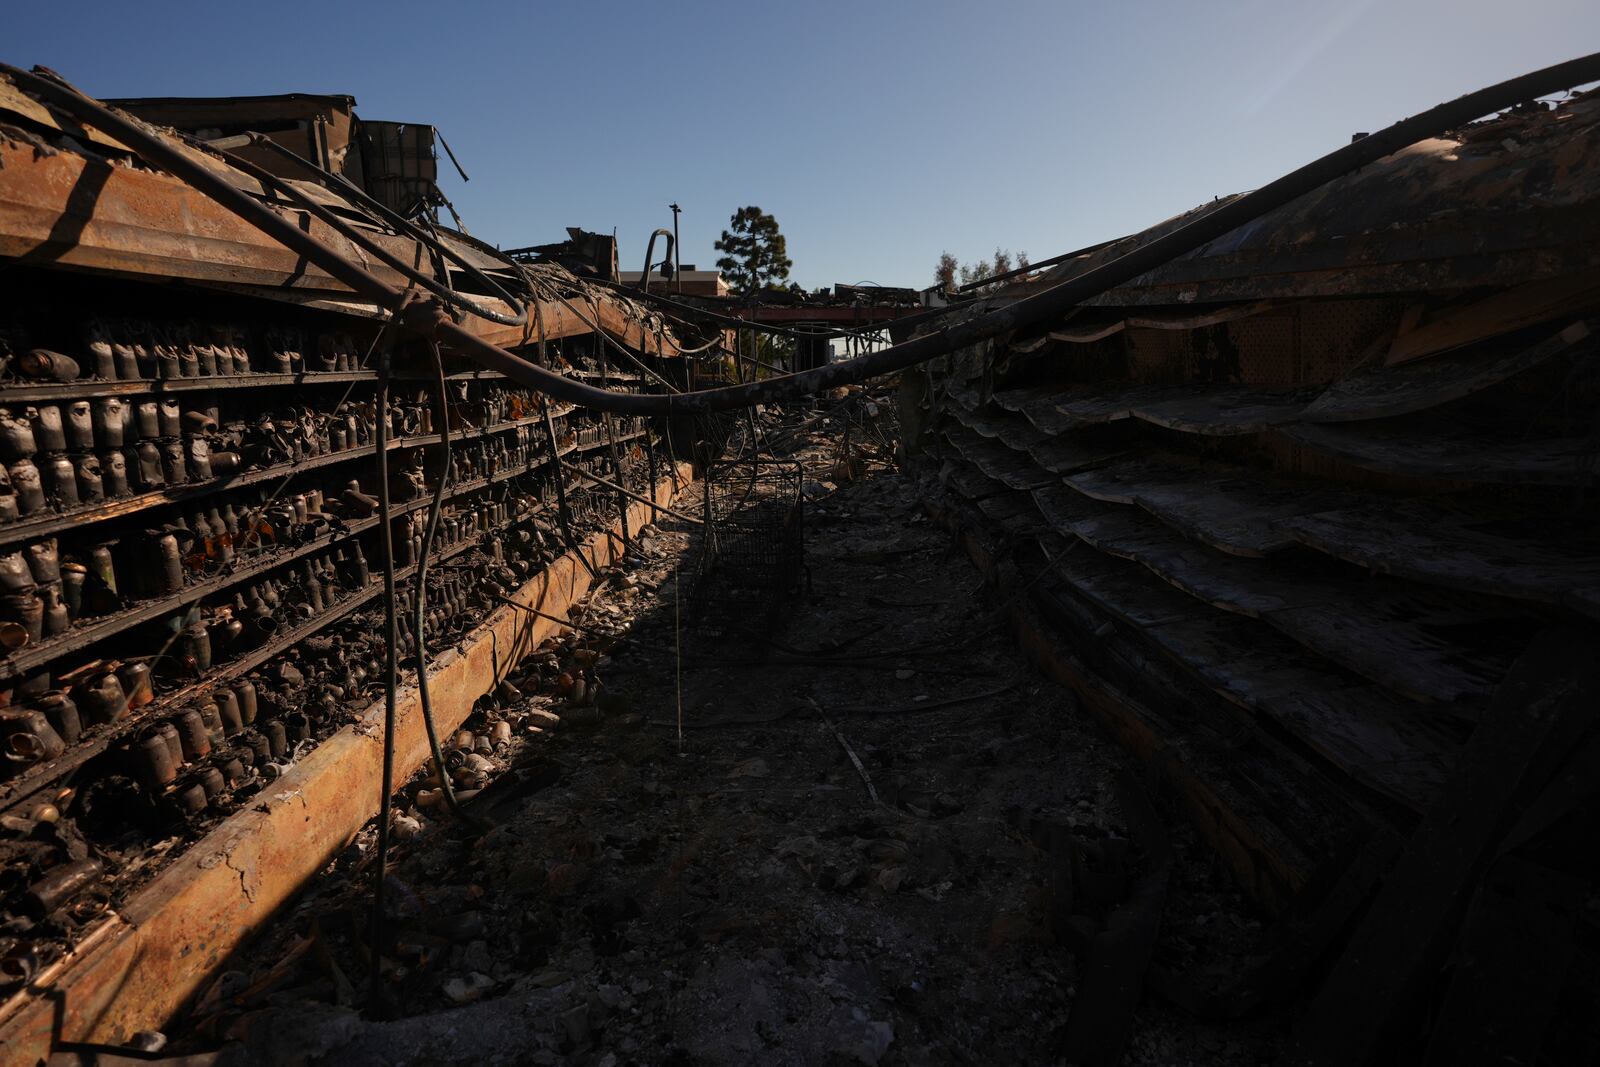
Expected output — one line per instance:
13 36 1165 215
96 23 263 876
178 403 1284 1066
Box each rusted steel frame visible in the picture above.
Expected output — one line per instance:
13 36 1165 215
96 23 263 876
0 467 689 1061
242 133 528 326
0 137 670 358
0 65 674 411
0 139 418 293
14 54 1600 412
209 136 526 328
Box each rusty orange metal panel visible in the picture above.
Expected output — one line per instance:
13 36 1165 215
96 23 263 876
0 135 683 358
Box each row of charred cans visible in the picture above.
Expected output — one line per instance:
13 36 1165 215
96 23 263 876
0 467 634 985
0 380 561 522
0 417 580 656
0 294 667 982
0 446 660 982
0 412 642 733
4 320 364 383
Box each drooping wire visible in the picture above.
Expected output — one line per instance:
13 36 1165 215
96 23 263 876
411 340 474 824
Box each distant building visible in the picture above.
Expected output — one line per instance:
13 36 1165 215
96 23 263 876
618 266 730 297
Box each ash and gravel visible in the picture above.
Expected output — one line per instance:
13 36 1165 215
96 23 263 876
183 422 1285 1066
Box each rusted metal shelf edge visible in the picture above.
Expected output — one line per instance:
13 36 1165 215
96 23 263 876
0 466 691 1060
0 443 589 679
0 370 377 403
0 361 607 402
0 408 583 548
0 465 588 812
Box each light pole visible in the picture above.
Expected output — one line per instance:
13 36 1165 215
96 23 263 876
668 202 681 292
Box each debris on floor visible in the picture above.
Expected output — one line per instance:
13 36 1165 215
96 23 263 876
175 401 1283 1066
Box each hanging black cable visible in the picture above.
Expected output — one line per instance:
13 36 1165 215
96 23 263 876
412 341 474 823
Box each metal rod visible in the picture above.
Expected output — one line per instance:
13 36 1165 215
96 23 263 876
559 460 702 525
669 203 682 294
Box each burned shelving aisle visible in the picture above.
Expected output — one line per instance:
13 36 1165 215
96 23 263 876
909 90 1600 1062
0 74 696 1056
5 49 1600 1067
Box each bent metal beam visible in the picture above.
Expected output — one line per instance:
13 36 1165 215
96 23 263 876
6 54 1600 413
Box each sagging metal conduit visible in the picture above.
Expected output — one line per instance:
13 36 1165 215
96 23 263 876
637 228 675 295
9 55 1600 415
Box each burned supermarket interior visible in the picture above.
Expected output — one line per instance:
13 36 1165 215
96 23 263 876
1 22 1600 1067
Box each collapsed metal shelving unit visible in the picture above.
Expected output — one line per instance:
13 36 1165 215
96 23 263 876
0 72 697 1055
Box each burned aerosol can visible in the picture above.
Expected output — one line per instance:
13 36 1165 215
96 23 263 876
38 583 67 637
88 543 118 597
133 399 160 440
160 439 187 486
25 541 59 585
173 709 210 761
151 533 184 596
133 442 165 489
40 455 78 509
133 730 178 792
73 670 126 725
180 621 212 673
99 450 129 498
34 690 81 746
158 398 181 439
28 406 66 452
92 397 127 449
0 409 37 462
186 436 213 481
64 402 95 451
118 661 153 710
1 707 65 765
59 564 85 621
74 453 104 505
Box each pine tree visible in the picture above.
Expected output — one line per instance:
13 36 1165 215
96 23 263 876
714 207 794 293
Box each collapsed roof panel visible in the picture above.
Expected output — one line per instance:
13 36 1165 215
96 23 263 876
912 81 1600 1063
1010 94 1600 307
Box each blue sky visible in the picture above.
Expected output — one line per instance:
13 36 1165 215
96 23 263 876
9 1 1600 291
